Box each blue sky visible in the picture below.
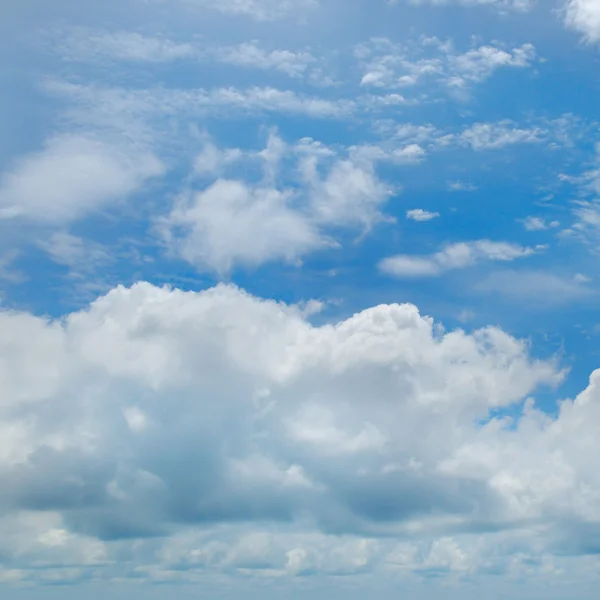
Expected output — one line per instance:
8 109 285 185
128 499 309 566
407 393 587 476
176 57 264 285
2 0 600 597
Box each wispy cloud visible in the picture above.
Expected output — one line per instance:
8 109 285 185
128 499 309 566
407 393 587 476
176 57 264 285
356 37 536 97
380 240 538 278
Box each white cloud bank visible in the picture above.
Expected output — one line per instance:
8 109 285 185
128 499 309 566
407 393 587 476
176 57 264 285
5 282 600 585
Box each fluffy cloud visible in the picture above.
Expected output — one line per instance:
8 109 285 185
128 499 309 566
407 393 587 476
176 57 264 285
380 240 537 277
564 0 600 43
0 135 164 224
159 134 394 273
5 281 600 584
0 281 575 579
406 208 440 221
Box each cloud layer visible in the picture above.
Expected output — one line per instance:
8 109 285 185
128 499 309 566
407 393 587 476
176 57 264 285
4 282 600 584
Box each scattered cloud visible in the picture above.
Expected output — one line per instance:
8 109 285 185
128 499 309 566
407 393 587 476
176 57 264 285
448 181 478 191
522 216 561 231
407 208 440 221
356 37 536 97
51 29 321 79
380 240 537 278
215 42 317 77
388 119 557 151
159 134 394 273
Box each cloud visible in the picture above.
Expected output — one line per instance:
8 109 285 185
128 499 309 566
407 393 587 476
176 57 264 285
0 282 566 556
356 37 535 95
50 29 320 79
380 240 537 278
390 0 533 10
180 0 318 21
564 0 600 43
458 121 545 150
476 269 595 305
49 28 197 63
214 42 317 77
10 281 600 584
522 216 560 231
406 209 440 221
388 119 556 152
47 80 354 120
160 179 327 274
159 134 394 273
448 181 478 191
0 135 164 224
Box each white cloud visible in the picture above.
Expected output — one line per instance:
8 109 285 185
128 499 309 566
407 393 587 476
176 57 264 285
12 281 600 584
476 269 595 305
357 38 535 95
215 42 317 77
391 0 533 10
407 208 440 221
160 179 326 274
380 240 536 278
458 121 544 149
50 28 197 63
564 0 600 43
0 135 164 224
522 216 561 231
388 119 552 151
51 30 320 80
181 0 318 21
46 80 354 120
194 141 244 176
159 134 394 273
448 181 478 191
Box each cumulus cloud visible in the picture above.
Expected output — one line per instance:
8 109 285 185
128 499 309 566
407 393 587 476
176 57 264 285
0 135 164 224
159 134 394 273
0 284 568 560
564 0 600 43
7 282 600 584
380 240 537 278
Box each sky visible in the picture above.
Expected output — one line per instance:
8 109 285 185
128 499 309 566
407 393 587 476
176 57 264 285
2 0 600 597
